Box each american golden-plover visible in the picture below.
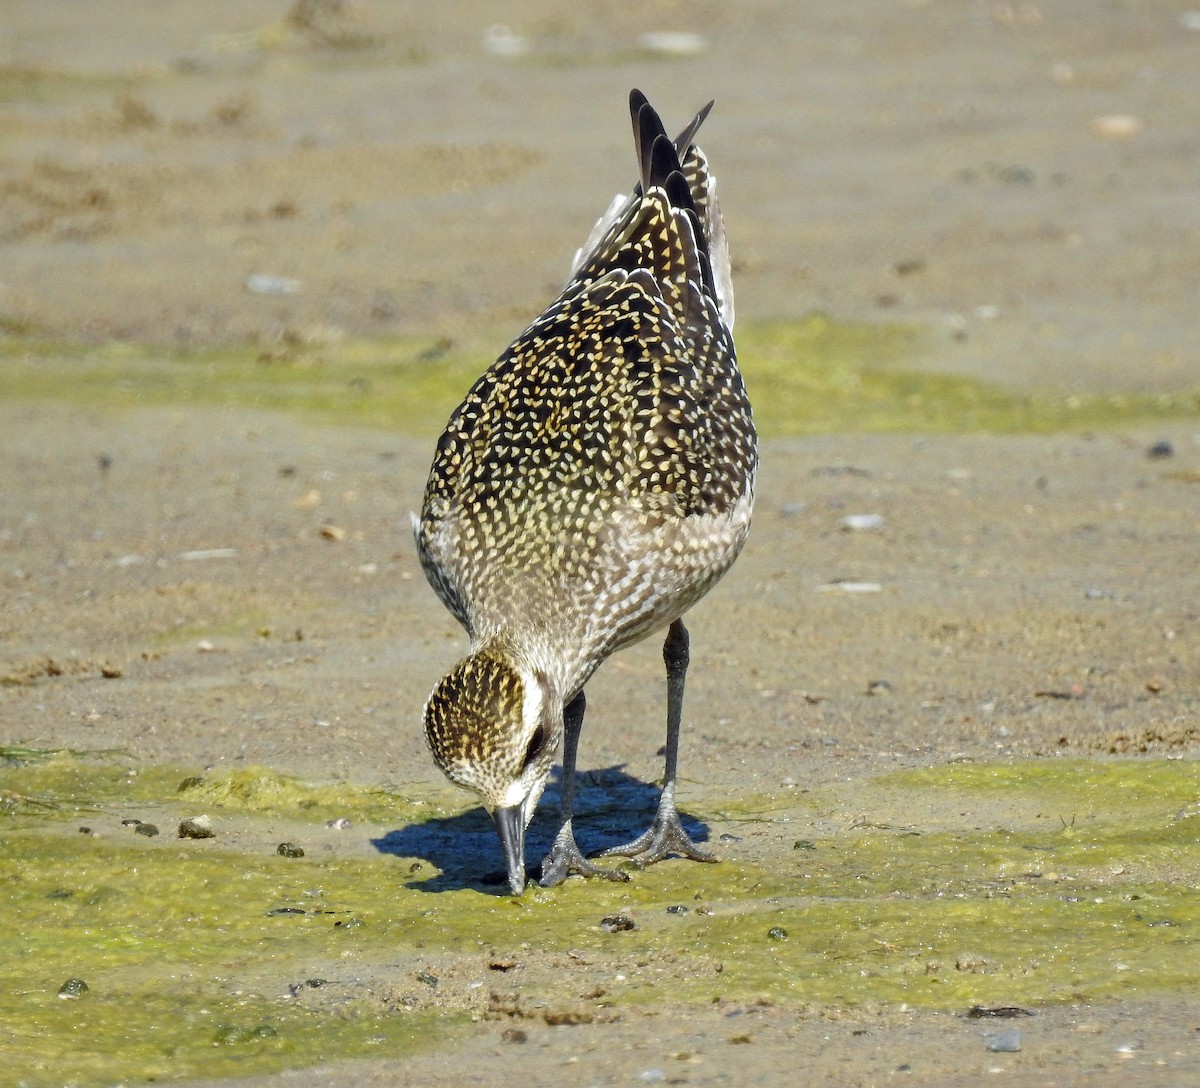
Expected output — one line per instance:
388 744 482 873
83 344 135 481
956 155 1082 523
416 89 756 894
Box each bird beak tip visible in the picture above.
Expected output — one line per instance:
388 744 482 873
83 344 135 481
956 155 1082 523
493 804 527 896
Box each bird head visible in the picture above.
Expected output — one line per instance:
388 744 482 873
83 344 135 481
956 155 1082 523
423 648 559 894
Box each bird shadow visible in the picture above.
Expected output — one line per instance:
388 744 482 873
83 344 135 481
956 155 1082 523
370 764 713 895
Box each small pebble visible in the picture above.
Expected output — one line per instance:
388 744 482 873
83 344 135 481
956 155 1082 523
600 914 636 932
135 823 160 837
325 817 354 830
1147 440 1174 459
985 1030 1022 1052
666 904 689 914
58 978 89 999
416 971 438 988
178 815 214 839
968 1005 1035 1019
637 1069 666 1083
767 926 788 941
277 842 305 858
214 1023 278 1045
866 679 893 696
793 839 816 851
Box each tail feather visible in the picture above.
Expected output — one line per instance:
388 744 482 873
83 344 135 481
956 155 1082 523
568 89 734 329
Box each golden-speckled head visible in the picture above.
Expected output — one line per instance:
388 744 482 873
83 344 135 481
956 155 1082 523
423 648 559 893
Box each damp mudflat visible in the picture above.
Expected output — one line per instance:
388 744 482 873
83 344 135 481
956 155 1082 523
3 749 1196 1086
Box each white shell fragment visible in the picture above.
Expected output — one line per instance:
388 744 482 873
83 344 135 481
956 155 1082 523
816 581 883 594
839 513 885 532
636 32 709 56
178 548 237 561
1091 115 1143 140
246 273 302 295
482 25 529 57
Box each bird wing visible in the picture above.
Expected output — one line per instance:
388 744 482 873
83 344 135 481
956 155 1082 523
416 91 754 631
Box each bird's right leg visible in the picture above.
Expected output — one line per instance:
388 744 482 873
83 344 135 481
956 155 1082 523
595 619 717 865
538 691 629 887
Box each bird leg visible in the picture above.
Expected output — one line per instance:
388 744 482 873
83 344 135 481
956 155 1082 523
596 619 717 866
538 691 629 887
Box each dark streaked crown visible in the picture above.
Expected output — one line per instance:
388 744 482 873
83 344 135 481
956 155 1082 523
423 649 529 799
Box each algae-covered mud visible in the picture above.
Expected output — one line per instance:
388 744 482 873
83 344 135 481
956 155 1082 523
3 751 1197 1086
3 321 1199 441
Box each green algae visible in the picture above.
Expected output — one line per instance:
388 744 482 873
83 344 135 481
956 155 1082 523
880 758 1200 809
148 617 273 650
737 316 1200 435
175 765 446 825
0 336 489 437
0 64 127 105
0 753 447 827
3 318 1198 438
1 753 1197 1084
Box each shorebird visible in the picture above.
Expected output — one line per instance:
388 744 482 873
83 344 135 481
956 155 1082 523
415 89 756 894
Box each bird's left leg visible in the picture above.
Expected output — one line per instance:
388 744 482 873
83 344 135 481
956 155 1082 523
539 691 629 887
595 618 717 866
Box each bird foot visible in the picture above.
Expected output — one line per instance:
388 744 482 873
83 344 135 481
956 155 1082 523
538 827 630 888
594 810 717 867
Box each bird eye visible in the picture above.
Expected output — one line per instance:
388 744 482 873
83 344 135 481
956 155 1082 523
522 724 546 771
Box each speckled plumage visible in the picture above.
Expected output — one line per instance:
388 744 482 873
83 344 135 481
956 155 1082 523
416 90 756 893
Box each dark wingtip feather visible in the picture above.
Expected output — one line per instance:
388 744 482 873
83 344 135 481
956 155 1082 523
672 99 714 157
629 89 716 196
648 132 680 192
664 169 693 211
